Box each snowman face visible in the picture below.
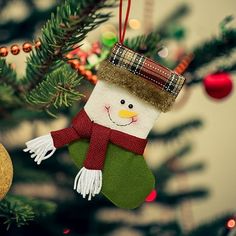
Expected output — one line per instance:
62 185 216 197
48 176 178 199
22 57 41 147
84 80 160 139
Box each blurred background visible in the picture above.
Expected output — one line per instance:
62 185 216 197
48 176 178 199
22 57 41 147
0 0 236 235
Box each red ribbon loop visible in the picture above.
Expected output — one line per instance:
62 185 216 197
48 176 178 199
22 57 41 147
119 0 131 44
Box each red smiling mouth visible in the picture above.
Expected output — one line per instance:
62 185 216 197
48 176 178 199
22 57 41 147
105 106 136 127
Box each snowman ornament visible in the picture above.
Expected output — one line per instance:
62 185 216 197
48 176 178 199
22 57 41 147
24 43 185 209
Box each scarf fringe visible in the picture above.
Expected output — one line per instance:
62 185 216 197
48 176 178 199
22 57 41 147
23 134 56 165
74 167 102 200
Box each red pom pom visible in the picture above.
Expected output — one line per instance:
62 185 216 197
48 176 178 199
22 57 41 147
203 73 233 100
145 189 157 202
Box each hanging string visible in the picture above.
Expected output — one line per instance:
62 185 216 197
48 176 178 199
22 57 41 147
119 0 131 44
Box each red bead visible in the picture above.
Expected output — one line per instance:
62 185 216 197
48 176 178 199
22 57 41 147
0 47 8 57
203 73 233 100
65 53 73 59
91 75 98 84
22 42 32 53
80 55 87 65
10 45 20 55
78 65 86 75
85 70 92 78
69 59 80 69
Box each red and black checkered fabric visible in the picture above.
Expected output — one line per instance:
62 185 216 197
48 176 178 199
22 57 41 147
108 43 185 98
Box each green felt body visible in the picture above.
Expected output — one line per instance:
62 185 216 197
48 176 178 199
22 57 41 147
68 139 155 209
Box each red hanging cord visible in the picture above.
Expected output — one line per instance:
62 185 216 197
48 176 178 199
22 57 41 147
119 0 131 44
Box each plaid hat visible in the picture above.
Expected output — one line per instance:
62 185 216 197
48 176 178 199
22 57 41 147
98 43 186 112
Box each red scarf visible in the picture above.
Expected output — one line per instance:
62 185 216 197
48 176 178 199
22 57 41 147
51 109 147 170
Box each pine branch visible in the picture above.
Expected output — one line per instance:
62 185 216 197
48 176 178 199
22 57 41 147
0 59 23 109
133 222 182 236
0 196 56 230
0 85 20 109
148 119 203 142
26 64 83 115
187 28 236 73
156 189 208 206
172 162 205 174
188 214 233 236
24 0 114 92
186 61 236 87
0 59 20 93
0 199 34 230
217 61 236 73
154 144 192 188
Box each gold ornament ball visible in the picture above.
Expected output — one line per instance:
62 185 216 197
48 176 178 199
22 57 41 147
0 144 13 200
10 44 20 55
0 47 8 57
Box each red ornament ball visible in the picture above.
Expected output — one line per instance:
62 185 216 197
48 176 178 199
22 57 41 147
203 73 233 100
0 47 8 57
10 45 20 55
145 189 157 202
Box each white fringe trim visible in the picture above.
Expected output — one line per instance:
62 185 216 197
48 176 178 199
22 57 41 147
23 134 56 165
74 167 102 200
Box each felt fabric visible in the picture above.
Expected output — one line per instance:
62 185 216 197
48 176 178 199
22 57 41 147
51 109 147 170
84 80 160 139
69 139 155 209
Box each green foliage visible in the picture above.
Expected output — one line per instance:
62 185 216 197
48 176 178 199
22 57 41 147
0 197 34 230
0 85 15 105
186 25 236 86
0 2 234 235
0 59 19 93
217 61 236 73
148 119 203 142
153 144 208 206
187 28 236 74
26 64 83 115
154 144 192 188
24 0 114 92
0 59 22 109
0 196 56 230
125 4 189 58
133 222 182 236
188 214 232 236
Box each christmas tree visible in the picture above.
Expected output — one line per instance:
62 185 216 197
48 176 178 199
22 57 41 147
0 0 235 235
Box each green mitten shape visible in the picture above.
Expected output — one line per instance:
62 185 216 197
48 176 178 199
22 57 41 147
68 139 155 209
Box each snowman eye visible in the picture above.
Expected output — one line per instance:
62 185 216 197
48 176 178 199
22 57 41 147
128 104 133 109
120 99 125 104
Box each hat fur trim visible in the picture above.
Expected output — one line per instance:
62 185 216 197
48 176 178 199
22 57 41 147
97 60 176 112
